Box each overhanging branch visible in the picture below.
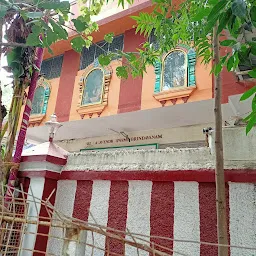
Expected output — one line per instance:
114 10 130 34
0 42 27 48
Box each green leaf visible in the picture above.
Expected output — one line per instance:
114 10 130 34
213 63 222 76
11 62 24 78
231 0 247 18
46 27 58 45
0 5 7 18
7 48 22 66
233 52 239 69
248 69 256 78
98 54 111 66
49 19 68 40
116 66 128 79
26 33 41 46
249 42 256 55
220 39 237 46
70 36 85 53
250 6 256 22
207 0 228 22
240 86 256 101
39 1 70 13
31 25 41 35
72 18 88 33
217 8 232 34
244 111 254 122
26 12 43 19
104 33 114 44
59 15 65 25
191 7 211 22
246 113 256 134
227 55 234 71
252 95 256 112
84 39 92 48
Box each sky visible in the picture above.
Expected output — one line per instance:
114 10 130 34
1 54 13 111
1 23 14 111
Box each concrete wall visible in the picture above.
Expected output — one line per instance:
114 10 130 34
44 127 256 255
48 180 256 256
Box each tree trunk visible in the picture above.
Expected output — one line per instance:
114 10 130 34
4 82 24 163
213 23 229 256
5 46 43 201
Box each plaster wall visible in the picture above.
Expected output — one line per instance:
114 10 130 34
222 126 256 161
229 182 256 256
46 180 77 256
20 178 45 256
48 179 256 256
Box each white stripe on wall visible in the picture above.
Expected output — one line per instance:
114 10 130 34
229 182 256 256
125 181 152 256
173 182 200 256
85 180 111 256
20 178 45 256
47 180 77 256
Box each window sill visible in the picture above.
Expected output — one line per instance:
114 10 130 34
153 86 196 106
29 114 45 126
77 103 107 119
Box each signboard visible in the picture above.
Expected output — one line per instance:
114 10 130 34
81 143 158 152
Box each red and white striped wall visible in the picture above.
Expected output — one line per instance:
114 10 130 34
18 141 256 256
45 176 256 256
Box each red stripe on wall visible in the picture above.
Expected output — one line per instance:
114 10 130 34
55 50 80 122
105 181 128 255
226 183 230 256
20 177 30 196
118 29 145 113
72 180 93 221
34 178 57 255
59 169 256 183
199 183 218 256
199 183 230 256
150 182 174 254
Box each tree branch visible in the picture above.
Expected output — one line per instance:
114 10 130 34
0 42 27 48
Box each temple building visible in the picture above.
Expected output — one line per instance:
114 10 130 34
20 0 253 151
3 1 254 255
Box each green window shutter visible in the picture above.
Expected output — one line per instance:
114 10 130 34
42 86 50 114
31 87 45 115
187 49 196 86
154 60 162 93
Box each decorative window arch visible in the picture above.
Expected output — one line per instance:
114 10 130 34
153 45 196 106
81 68 104 106
77 59 112 119
29 77 51 126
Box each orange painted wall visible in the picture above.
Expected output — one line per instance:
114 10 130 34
141 57 213 110
69 60 121 121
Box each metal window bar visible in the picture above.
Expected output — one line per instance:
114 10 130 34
79 34 124 70
41 55 64 79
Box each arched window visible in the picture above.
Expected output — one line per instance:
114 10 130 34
153 46 196 94
81 68 104 106
31 79 50 115
162 50 187 90
153 46 196 106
